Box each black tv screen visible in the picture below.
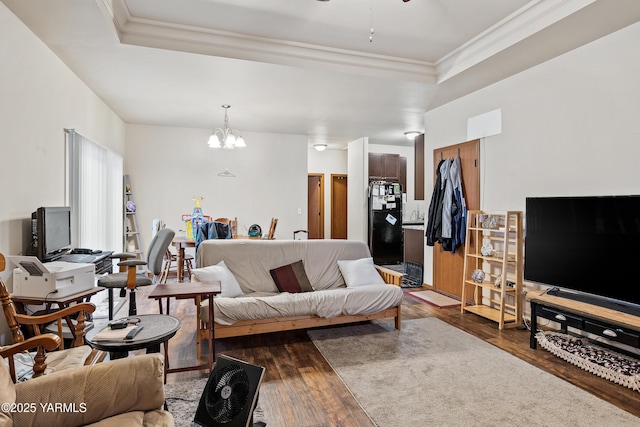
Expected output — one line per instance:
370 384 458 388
34 206 72 262
524 195 640 308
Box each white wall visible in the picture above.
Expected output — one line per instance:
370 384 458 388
423 22 640 288
125 125 308 250
0 3 125 344
307 147 348 238
347 138 368 241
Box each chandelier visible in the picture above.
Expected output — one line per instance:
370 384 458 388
207 105 246 149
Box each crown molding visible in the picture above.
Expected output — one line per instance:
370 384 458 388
96 0 598 87
436 0 597 83
95 0 436 83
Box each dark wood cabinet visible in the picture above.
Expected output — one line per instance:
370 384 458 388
368 152 384 179
403 227 424 266
382 154 399 180
369 153 404 186
399 156 407 192
369 153 399 180
414 133 424 200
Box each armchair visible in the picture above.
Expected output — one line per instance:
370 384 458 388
1 353 174 427
0 333 61 382
0 254 98 380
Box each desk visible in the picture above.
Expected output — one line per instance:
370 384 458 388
148 281 221 375
11 287 103 318
172 238 195 282
57 251 114 275
86 314 181 380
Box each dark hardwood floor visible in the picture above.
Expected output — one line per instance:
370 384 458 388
125 283 640 426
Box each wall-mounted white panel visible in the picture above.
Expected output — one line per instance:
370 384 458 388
467 108 502 140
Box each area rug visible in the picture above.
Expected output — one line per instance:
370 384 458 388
536 331 640 391
407 289 460 308
307 317 639 426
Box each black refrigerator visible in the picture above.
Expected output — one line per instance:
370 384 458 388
368 182 403 265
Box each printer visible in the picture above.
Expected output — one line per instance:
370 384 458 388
8 256 96 299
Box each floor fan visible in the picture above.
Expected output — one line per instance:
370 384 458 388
194 355 266 427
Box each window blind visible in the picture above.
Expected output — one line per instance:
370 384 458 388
66 129 123 252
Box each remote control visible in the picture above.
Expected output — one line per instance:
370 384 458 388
125 325 144 340
109 319 128 330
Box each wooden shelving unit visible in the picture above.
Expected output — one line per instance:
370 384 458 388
461 210 524 329
123 175 145 272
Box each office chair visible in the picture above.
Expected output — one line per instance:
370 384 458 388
98 228 175 319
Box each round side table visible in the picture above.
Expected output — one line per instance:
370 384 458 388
86 314 181 359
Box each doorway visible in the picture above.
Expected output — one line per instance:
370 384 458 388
308 174 324 239
431 140 480 300
330 174 348 239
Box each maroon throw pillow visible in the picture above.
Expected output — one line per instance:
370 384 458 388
269 260 313 293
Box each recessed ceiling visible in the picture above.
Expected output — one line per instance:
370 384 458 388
3 0 639 148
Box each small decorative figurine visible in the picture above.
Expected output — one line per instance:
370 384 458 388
191 196 205 238
482 215 499 229
494 275 502 288
481 243 494 257
471 269 485 283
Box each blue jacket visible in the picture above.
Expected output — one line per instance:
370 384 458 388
195 221 231 250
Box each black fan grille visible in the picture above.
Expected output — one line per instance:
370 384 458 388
206 364 250 423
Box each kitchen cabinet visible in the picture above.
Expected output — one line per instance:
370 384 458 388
369 153 406 191
403 226 424 266
414 133 424 200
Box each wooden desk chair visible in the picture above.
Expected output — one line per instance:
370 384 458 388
159 248 193 283
214 217 238 238
293 230 308 240
0 253 98 380
229 217 237 238
268 217 278 239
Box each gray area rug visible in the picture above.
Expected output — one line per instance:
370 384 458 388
307 317 640 427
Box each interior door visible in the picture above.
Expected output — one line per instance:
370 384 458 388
432 140 480 300
330 174 348 239
308 174 324 239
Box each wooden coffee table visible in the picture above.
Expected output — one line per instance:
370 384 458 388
148 281 221 375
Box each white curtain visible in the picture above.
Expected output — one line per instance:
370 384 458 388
66 129 123 252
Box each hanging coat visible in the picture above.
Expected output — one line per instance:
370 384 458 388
449 156 467 253
440 159 454 240
425 159 446 246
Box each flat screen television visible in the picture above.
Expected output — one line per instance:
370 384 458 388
30 206 72 262
524 195 640 313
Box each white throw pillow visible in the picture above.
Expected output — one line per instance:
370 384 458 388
192 260 243 298
337 257 385 288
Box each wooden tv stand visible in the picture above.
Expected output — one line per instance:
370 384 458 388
528 290 640 351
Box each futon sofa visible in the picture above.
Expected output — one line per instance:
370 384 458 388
1 354 174 427
193 239 404 353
